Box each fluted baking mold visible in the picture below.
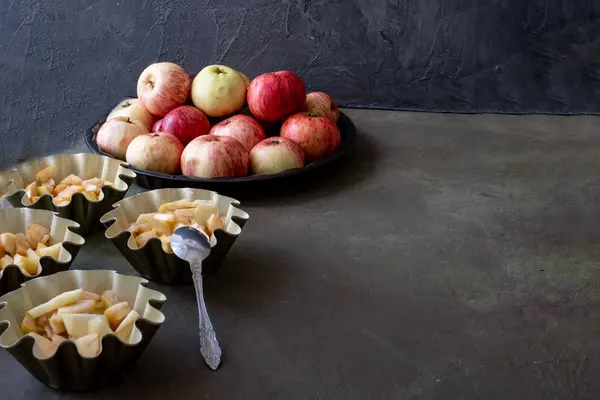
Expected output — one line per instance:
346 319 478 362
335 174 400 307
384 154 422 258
100 188 249 283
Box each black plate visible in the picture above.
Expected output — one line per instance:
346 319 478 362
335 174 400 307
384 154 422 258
84 107 356 195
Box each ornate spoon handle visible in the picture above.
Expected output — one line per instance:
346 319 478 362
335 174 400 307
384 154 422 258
191 263 222 370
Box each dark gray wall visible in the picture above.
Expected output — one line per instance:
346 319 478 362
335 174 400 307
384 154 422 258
1 0 599 167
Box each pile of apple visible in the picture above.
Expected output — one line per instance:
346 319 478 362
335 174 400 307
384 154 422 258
95 62 342 178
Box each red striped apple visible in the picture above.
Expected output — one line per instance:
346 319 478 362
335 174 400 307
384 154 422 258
247 71 306 121
125 132 184 174
305 92 339 124
160 106 210 145
107 98 155 130
250 137 304 175
209 114 265 152
181 135 248 178
191 65 247 117
152 119 163 132
137 62 191 116
96 117 148 160
280 113 341 161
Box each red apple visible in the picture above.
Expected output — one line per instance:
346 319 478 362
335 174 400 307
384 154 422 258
305 92 339 124
250 137 305 175
181 135 248 178
247 71 306 121
96 116 148 160
125 132 184 174
160 106 210 145
191 65 247 117
209 114 265 152
107 98 155 130
152 119 163 132
137 62 191 116
280 113 341 161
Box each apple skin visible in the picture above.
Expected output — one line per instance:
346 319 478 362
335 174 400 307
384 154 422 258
209 114 265 152
137 62 191 116
125 132 184 174
181 135 249 178
160 106 210 145
247 71 306 121
191 65 247 117
152 119 163 132
250 137 305 175
280 113 341 161
96 116 148 160
305 92 339 124
107 98 155 130
239 71 251 87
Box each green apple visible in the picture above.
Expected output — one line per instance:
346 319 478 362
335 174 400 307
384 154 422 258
191 65 247 117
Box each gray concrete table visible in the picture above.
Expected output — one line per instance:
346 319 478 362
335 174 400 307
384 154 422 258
2 109 600 399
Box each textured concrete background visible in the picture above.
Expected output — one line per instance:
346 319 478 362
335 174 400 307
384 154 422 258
2 109 600 399
1 0 600 167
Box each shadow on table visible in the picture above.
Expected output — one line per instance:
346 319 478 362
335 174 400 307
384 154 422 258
239 130 379 205
206 243 290 314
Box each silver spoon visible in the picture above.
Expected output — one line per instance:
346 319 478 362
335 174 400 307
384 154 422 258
171 226 222 370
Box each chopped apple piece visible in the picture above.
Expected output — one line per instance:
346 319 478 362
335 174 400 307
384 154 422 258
26 223 50 249
104 302 131 331
49 312 66 334
193 203 218 225
0 255 14 269
158 235 172 253
74 333 100 358
21 315 42 334
14 254 39 276
36 185 50 195
158 199 194 212
57 299 96 316
36 166 54 183
85 184 100 194
206 214 224 236
27 289 82 319
83 191 98 201
135 230 159 247
100 290 120 309
0 233 16 255
0 242 4 258
28 332 57 359
62 313 98 339
25 182 38 200
174 208 195 218
147 214 175 235
38 243 62 261
14 233 30 255
114 310 139 343
82 178 105 187
135 213 155 224
81 290 101 301
88 315 113 338
43 324 53 338
60 174 83 186
26 248 40 264
52 184 67 196
128 222 151 234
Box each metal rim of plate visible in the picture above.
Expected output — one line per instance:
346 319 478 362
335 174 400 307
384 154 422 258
84 104 357 192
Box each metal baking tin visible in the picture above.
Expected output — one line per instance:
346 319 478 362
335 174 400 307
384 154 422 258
0 208 84 296
100 188 249 283
0 270 166 391
0 153 136 236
